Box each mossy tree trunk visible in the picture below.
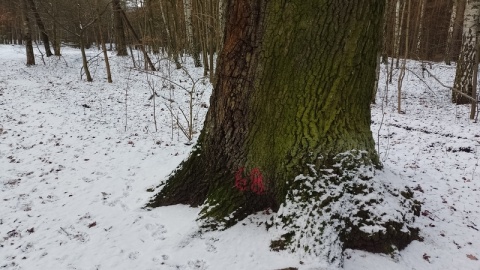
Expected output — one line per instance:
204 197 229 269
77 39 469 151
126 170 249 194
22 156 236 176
148 0 419 263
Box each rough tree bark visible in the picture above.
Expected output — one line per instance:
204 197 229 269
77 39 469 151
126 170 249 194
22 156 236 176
147 0 419 265
453 0 480 104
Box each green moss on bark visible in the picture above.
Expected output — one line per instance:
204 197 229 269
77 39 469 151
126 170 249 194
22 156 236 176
146 1 420 264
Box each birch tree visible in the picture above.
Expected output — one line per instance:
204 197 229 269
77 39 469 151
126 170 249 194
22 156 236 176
183 0 201 66
415 0 426 57
453 0 480 104
446 0 466 65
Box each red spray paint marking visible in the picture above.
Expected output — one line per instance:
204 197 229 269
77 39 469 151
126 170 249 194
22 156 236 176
249 168 265 195
234 167 265 195
235 167 249 191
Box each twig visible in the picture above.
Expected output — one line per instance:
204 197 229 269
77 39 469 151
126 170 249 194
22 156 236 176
60 227 73 239
33 41 46 65
405 67 437 96
423 68 476 102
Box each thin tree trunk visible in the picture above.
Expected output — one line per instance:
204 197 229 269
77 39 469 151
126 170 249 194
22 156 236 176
415 0 425 58
398 0 411 114
112 0 128 56
50 1 61 56
20 0 34 65
26 0 52 57
183 0 201 66
389 0 400 83
394 0 404 69
381 0 390 64
208 0 215 83
52 20 61 56
145 0 159 54
169 0 182 69
471 32 479 119
120 7 156 71
97 0 112 83
217 0 226 51
195 0 210 76
158 0 181 68
445 0 459 65
80 33 93 82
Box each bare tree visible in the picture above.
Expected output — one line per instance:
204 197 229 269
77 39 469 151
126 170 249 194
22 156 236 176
112 0 127 56
26 0 53 56
20 0 34 65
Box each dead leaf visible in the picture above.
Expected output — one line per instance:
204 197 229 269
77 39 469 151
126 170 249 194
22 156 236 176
423 253 431 263
467 254 478 261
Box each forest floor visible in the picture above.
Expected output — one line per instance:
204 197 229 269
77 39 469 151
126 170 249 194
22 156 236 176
1 45 480 270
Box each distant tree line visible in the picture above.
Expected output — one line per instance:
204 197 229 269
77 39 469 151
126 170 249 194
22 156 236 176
0 0 224 82
0 0 478 112
0 0 463 62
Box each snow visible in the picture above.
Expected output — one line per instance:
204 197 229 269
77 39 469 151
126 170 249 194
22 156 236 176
1 44 480 269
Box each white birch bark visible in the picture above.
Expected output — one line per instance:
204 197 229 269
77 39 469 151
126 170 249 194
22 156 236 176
453 0 480 104
393 0 402 64
445 0 459 64
218 0 226 47
183 0 194 54
415 0 426 57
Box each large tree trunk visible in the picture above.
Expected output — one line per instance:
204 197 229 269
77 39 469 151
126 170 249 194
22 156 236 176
148 0 419 265
20 0 34 66
453 0 480 104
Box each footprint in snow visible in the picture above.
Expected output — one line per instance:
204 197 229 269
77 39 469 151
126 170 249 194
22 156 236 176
128 251 139 260
187 259 207 270
145 223 167 241
206 237 218 253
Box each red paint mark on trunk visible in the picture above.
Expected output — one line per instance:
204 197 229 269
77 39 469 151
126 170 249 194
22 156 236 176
234 167 265 195
235 167 248 191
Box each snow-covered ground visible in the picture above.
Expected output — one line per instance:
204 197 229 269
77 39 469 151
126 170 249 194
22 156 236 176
1 45 479 269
